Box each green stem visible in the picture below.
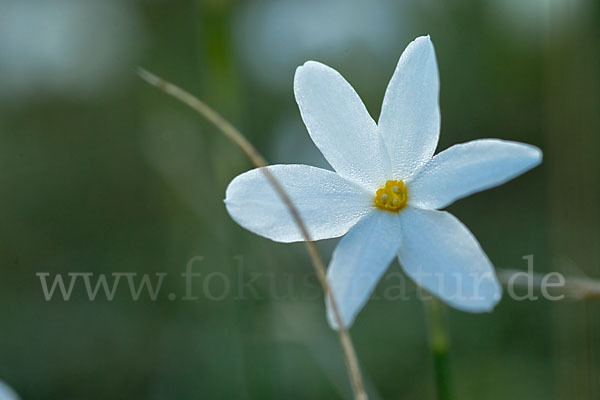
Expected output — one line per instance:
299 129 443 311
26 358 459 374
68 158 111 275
424 298 453 400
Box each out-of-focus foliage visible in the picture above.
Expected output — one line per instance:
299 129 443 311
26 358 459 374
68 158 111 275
0 0 598 399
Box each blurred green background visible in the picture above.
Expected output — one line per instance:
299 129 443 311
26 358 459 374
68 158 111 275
1 0 599 399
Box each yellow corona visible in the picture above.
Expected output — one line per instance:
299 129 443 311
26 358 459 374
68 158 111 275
374 180 408 212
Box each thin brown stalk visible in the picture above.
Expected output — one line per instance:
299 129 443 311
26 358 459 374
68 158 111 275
137 68 368 400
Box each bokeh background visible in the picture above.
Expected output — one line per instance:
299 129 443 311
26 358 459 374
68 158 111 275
1 0 599 399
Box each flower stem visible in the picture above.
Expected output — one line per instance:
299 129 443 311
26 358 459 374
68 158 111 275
137 68 368 400
424 297 453 400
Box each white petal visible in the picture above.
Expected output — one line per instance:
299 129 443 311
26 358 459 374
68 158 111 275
225 165 373 243
398 208 501 312
408 139 542 209
0 381 19 400
378 35 441 179
294 61 390 191
326 210 402 329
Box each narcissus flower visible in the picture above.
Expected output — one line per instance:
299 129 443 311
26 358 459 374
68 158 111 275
225 36 542 328
0 380 19 400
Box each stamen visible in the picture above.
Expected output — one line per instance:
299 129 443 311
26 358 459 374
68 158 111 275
374 180 408 212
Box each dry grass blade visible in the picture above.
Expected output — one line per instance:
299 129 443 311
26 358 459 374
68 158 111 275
137 67 368 400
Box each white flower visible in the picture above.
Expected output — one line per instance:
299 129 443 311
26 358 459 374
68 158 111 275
0 380 20 400
0 0 143 102
225 36 542 328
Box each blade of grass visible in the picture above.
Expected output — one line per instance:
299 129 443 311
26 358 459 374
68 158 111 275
137 68 368 400
423 298 453 400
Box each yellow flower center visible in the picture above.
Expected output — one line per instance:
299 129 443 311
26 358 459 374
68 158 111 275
374 180 408 212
